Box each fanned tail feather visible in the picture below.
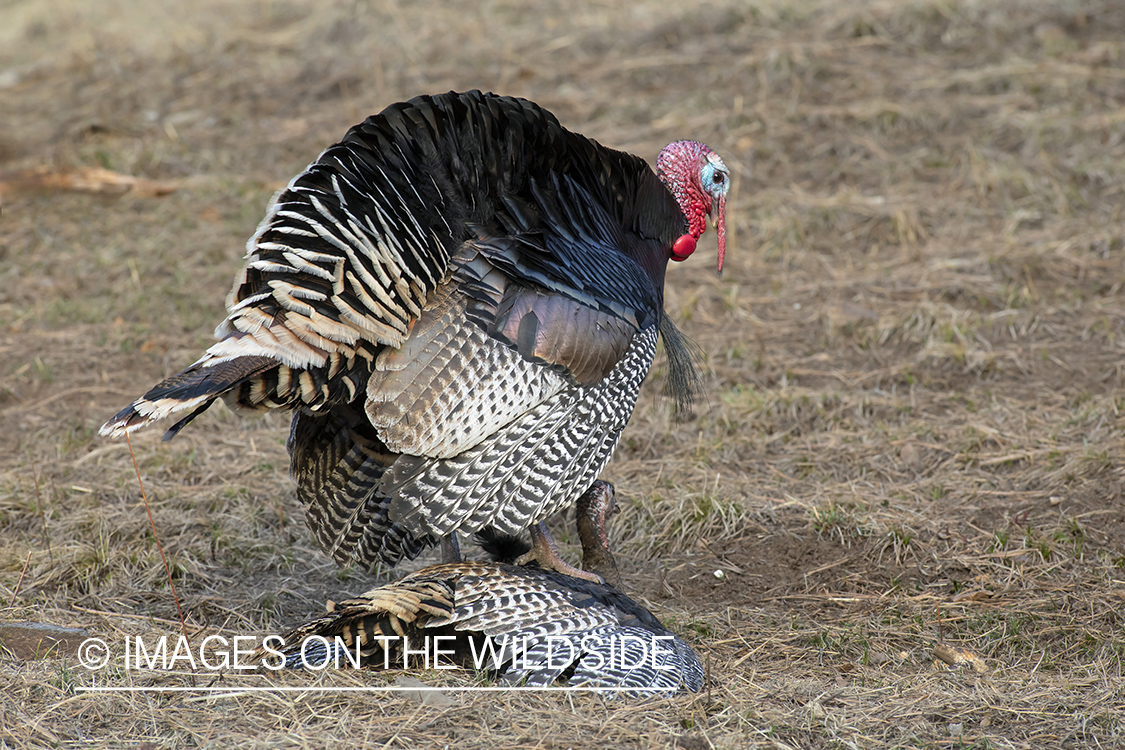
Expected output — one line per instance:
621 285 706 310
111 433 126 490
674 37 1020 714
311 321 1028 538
99 355 278 439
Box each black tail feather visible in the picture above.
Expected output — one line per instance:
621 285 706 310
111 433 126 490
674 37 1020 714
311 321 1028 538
162 399 219 441
145 355 278 404
100 355 278 438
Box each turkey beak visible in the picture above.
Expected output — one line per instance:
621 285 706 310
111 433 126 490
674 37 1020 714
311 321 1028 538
714 194 726 276
603 484 619 518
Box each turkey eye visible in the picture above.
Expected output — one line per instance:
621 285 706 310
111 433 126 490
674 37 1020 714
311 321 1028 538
713 172 725 185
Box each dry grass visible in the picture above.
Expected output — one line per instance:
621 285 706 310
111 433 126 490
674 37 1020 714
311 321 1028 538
3 0 1125 747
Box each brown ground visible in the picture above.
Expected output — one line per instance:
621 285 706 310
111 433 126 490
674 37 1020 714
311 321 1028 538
2 0 1124 747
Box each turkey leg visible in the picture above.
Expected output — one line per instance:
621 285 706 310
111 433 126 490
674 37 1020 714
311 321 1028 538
517 523 603 584
440 533 461 564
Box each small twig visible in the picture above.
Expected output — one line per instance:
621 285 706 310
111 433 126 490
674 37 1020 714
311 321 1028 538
276 502 290 543
933 642 988 673
705 650 712 712
126 433 195 677
8 550 33 608
70 604 204 631
32 462 53 564
7 386 132 416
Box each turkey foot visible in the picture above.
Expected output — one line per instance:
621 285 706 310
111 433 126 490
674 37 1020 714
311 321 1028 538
517 522 603 584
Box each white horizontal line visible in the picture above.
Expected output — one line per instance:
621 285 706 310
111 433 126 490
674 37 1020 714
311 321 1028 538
76 686 676 693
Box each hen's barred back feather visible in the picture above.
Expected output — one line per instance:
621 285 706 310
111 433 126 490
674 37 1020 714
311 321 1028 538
100 90 729 571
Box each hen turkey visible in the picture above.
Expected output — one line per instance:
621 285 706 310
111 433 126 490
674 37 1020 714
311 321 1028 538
100 90 729 573
258 481 704 695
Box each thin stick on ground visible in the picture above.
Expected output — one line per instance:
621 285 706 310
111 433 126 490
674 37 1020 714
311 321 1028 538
31 461 52 564
7 551 32 609
125 432 192 654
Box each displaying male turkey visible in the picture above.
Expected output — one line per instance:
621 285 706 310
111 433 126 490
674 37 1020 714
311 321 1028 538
100 90 729 579
258 481 704 695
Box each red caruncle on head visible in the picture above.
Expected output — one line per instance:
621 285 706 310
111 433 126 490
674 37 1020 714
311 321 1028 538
656 140 730 273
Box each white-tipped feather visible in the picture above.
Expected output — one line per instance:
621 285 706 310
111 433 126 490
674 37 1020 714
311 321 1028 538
98 391 215 438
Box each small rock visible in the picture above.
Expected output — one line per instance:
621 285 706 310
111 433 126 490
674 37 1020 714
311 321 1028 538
393 675 456 706
867 650 890 666
1033 22 1066 44
0 622 90 660
899 443 922 471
